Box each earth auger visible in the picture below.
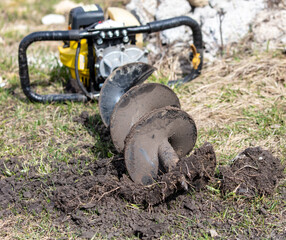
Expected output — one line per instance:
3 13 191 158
18 4 203 185
98 63 197 185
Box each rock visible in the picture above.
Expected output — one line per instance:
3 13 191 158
155 0 192 44
190 0 265 57
0 36 4 45
126 0 157 24
155 0 191 20
54 0 83 14
0 76 6 88
188 0 209 8
127 0 269 58
253 10 286 48
209 229 218 237
41 14 66 25
160 26 191 44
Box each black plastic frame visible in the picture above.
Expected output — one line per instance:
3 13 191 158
18 16 203 103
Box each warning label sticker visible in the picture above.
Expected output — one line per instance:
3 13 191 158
79 54 85 70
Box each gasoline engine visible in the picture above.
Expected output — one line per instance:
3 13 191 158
19 3 203 102
59 5 148 95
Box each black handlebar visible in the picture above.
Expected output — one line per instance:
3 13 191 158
18 30 88 102
18 16 203 103
128 16 203 49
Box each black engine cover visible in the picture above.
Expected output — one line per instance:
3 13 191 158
69 4 104 29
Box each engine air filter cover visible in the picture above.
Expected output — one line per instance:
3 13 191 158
69 4 104 29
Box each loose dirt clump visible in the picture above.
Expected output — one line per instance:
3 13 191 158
118 142 216 205
220 146 285 197
53 142 216 209
0 157 24 178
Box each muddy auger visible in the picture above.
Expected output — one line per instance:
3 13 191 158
98 66 197 185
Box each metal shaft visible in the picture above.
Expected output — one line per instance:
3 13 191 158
158 139 180 172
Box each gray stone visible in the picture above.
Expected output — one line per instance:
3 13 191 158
155 0 192 44
190 0 265 57
127 0 274 59
155 0 191 20
253 9 286 48
54 0 83 14
41 14 65 25
126 0 157 24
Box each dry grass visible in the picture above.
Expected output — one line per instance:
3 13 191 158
181 54 285 124
178 52 286 159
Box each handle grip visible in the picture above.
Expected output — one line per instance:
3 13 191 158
129 16 203 82
18 30 88 102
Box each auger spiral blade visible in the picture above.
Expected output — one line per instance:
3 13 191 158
99 62 156 127
110 83 181 152
124 106 197 185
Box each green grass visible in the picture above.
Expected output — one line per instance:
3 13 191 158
193 102 286 163
1 214 80 239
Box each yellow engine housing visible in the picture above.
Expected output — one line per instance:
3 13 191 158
58 7 143 87
58 39 90 86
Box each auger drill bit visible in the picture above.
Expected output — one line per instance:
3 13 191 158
99 62 156 127
110 83 181 152
99 64 197 185
124 106 197 185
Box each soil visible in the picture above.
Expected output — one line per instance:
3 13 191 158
0 143 216 239
220 146 285 197
0 113 285 239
